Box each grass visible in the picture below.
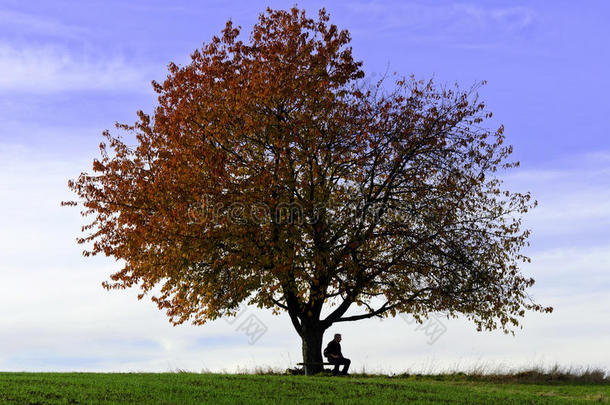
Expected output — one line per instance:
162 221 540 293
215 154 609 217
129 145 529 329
0 370 608 404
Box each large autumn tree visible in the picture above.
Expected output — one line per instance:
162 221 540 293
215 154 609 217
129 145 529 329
64 7 551 373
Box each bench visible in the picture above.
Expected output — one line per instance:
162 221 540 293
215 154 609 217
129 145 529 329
297 362 333 375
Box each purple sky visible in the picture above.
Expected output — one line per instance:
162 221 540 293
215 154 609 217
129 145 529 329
0 1 609 372
2 0 609 165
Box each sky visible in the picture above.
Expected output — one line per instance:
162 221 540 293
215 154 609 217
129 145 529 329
0 0 609 373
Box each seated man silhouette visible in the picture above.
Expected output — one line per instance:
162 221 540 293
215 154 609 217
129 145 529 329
324 333 351 376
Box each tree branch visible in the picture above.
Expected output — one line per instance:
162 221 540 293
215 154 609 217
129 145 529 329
330 287 433 323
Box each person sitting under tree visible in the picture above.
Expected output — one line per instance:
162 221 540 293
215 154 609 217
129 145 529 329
324 333 351 376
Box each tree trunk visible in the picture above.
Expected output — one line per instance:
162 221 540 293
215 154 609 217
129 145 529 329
301 325 326 375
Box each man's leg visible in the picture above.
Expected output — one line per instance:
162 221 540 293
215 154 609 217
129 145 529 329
340 358 351 375
330 358 340 376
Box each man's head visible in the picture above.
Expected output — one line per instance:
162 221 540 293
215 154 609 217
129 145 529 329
334 333 342 342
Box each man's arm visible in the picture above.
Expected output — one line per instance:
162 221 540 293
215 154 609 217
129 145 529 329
327 341 341 359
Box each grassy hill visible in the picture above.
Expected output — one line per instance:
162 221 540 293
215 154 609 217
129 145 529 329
0 372 608 404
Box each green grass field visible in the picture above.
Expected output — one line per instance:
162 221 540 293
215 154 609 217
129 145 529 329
0 372 608 404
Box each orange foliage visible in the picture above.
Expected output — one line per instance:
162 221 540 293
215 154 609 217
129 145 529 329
64 7 551 345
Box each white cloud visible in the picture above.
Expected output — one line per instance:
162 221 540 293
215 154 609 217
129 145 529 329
502 156 610 245
0 143 609 372
0 43 155 93
0 9 86 38
345 1 539 47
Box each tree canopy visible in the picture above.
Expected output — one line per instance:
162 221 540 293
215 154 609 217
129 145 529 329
64 7 552 371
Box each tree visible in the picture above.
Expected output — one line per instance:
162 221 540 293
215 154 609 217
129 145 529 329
63 7 552 374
